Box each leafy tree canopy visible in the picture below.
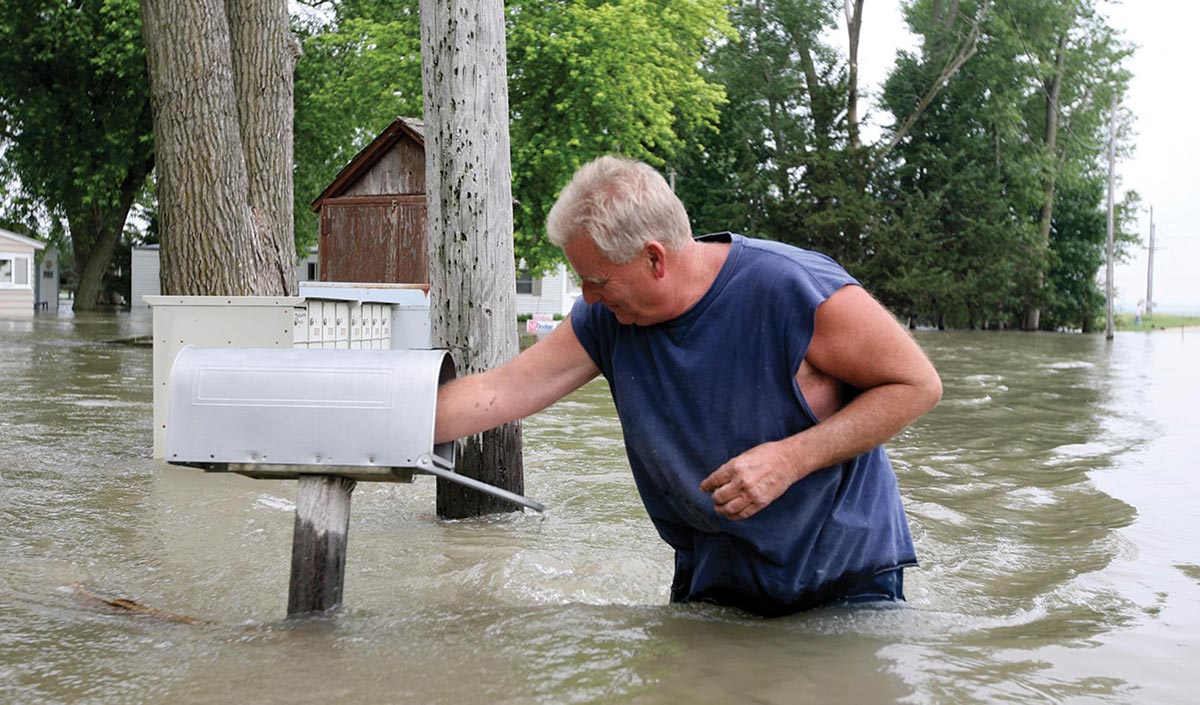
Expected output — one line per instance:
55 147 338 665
0 0 155 307
508 0 732 273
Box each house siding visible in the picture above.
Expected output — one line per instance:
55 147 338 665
514 263 580 317
0 293 34 318
1 229 44 319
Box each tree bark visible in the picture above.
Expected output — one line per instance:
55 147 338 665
1023 32 1067 332
71 211 122 309
227 0 300 296
71 151 155 309
141 0 298 296
844 0 864 150
420 0 524 519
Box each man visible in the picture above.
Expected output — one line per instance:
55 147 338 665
435 156 942 616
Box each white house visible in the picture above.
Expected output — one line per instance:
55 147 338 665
0 228 46 319
516 263 582 317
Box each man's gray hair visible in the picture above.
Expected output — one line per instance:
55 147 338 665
546 155 692 264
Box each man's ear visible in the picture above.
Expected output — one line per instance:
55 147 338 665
644 241 668 279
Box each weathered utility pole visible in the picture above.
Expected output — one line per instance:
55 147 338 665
1105 92 1118 341
419 0 525 519
1146 205 1156 317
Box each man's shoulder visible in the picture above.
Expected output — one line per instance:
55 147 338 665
702 233 847 283
699 232 837 266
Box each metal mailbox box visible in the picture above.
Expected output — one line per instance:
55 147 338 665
165 346 542 511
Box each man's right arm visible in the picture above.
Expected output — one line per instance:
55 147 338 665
434 317 600 443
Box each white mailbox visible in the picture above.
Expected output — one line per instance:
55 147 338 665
165 346 542 511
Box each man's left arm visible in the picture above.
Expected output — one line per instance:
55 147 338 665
701 284 942 520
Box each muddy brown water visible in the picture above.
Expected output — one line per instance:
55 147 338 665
2 312 1197 704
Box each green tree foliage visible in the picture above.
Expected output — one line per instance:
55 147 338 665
1042 176 1140 331
675 1 832 237
674 1 875 269
2 0 1134 328
870 0 1044 328
508 0 732 273
869 0 1134 329
674 0 1133 331
0 0 155 309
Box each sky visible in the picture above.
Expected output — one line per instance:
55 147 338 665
832 0 1200 315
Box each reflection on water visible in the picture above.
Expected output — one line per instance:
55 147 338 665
2 313 1198 704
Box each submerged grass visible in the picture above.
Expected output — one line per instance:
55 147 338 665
1114 313 1200 332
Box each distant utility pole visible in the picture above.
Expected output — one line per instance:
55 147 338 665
1146 205 1156 316
1105 91 1118 341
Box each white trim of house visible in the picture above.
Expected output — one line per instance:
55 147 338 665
1 229 45 291
0 228 47 251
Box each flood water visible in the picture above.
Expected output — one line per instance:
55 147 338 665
2 312 1198 704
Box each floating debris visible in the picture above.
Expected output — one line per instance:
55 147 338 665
71 583 213 626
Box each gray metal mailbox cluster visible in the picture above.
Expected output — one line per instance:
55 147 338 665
145 290 430 459
297 301 393 349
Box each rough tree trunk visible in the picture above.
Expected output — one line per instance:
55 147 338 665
71 211 125 308
227 0 300 295
140 0 297 296
420 0 524 519
844 0 864 150
1023 33 1067 332
70 156 154 309
70 124 155 311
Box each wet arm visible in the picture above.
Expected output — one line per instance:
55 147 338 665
434 318 600 444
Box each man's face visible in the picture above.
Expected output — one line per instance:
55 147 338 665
563 235 656 326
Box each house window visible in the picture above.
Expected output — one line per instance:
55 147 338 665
307 262 318 280
0 254 32 289
515 271 535 295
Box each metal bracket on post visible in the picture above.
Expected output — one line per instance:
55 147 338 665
416 454 544 513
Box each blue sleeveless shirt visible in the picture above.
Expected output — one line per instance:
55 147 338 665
570 233 917 615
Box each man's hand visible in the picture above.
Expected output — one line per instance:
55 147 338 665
700 440 800 521
698 285 942 522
